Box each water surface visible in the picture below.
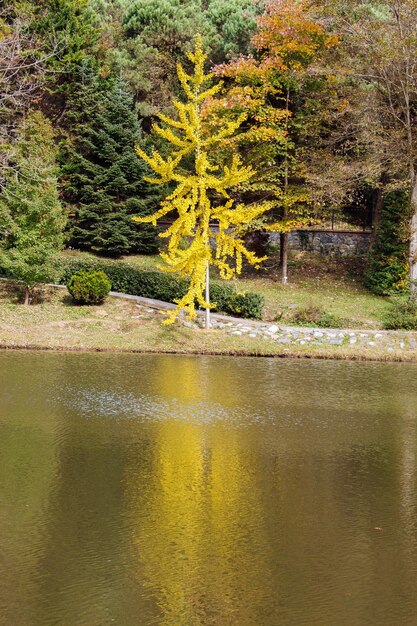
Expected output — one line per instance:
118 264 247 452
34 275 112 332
1 352 417 626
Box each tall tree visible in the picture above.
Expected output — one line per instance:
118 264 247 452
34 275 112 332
0 111 66 304
214 0 338 284
34 0 99 67
365 189 409 294
135 36 271 325
32 0 103 125
0 0 99 186
61 68 159 256
323 0 417 290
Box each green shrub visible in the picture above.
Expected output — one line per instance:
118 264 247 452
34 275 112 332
365 190 409 295
209 282 237 313
314 312 346 329
57 258 264 319
227 292 264 320
67 270 111 305
383 297 417 330
287 305 346 328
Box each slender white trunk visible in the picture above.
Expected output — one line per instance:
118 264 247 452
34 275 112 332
409 179 417 291
205 261 210 329
281 232 288 286
280 87 290 287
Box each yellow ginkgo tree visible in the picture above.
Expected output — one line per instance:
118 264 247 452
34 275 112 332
134 35 271 327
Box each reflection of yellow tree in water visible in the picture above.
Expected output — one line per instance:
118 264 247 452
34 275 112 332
127 414 275 625
147 355 203 404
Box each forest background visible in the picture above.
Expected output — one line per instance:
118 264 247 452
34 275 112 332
1 0 417 304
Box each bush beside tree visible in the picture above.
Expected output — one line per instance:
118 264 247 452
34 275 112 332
383 296 417 330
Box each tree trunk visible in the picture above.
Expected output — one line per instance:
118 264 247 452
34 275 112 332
280 87 290 287
205 261 210 329
371 187 384 246
409 179 417 292
23 286 30 305
280 232 288 286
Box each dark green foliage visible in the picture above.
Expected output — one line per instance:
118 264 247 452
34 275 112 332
205 0 259 63
365 190 409 295
61 69 160 256
383 296 417 330
226 292 264 320
30 0 102 124
67 270 111 304
101 0 259 120
59 260 188 301
33 0 100 70
209 282 236 313
57 258 264 319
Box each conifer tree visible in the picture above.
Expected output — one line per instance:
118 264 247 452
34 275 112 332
61 69 159 256
135 36 271 325
100 0 259 122
0 111 66 304
365 190 409 295
34 0 99 71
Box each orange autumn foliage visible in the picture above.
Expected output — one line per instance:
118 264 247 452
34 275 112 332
210 0 339 234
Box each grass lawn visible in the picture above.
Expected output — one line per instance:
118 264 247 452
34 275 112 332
61 249 392 329
0 280 413 362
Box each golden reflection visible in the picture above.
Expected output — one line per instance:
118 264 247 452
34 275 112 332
126 417 274 625
149 356 203 403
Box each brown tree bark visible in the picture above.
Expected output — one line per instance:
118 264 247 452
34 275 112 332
371 187 384 244
409 178 417 292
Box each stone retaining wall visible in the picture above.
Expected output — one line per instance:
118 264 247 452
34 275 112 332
269 230 372 257
159 222 372 257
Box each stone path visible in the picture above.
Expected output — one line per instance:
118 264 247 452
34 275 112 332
125 294 417 354
208 318 417 353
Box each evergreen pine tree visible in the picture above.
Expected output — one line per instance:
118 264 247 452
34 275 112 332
365 190 409 295
0 111 66 304
61 69 159 256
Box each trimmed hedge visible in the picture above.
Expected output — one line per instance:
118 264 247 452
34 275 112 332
56 258 264 320
228 291 264 321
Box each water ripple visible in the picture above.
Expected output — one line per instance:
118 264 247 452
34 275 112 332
50 386 267 426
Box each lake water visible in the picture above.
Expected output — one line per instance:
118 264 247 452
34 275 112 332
1 352 417 626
